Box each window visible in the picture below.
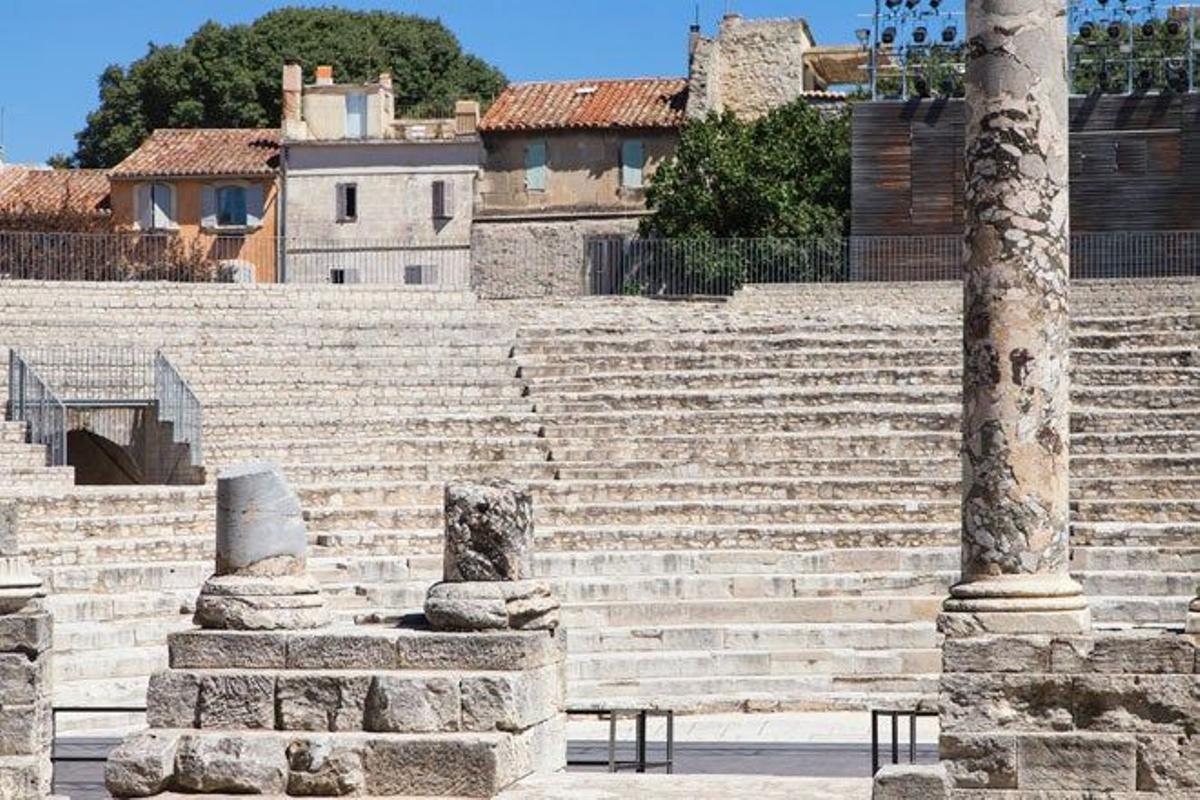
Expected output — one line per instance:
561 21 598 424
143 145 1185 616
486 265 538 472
216 186 247 227
525 142 547 192
337 183 358 222
330 268 361 284
405 265 437 286
621 140 645 189
136 183 176 230
432 180 454 220
346 93 368 139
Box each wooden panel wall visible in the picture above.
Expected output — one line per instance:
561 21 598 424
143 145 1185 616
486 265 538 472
850 94 1200 279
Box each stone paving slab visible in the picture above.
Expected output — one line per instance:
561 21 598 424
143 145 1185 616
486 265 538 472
500 773 872 799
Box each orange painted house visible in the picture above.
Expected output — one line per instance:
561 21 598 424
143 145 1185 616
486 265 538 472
108 129 281 282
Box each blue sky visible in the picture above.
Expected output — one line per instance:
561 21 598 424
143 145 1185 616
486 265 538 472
0 1 944 164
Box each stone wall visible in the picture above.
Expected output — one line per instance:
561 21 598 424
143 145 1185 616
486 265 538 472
470 216 640 298
686 15 816 120
940 631 1199 795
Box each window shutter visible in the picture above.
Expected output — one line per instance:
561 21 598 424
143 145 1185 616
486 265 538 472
336 183 346 221
245 184 265 228
135 184 153 230
201 186 218 229
432 180 455 220
622 140 645 188
525 143 547 191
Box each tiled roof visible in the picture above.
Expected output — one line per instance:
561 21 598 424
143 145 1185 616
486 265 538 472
480 78 689 132
110 129 280 179
0 167 110 216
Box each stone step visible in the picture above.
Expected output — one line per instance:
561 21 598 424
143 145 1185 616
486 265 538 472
566 621 941 654
27 534 214 567
1091 595 1193 625
282 460 564 484
1079 571 1198 596
564 647 941 681
44 590 189 624
1072 521 1200 548
1072 545 1200 572
203 414 542 439
560 596 943 627
40 559 211 593
207 435 551 464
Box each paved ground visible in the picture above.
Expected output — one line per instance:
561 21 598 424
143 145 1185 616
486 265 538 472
500 773 874 799
54 712 939 798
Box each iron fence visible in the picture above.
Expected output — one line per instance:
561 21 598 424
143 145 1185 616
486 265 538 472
1 229 1199 293
6 352 67 467
5 348 202 468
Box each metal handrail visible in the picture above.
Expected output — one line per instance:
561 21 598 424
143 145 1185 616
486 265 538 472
154 352 204 467
6 350 68 466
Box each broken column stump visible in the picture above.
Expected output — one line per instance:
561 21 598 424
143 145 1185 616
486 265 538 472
0 501 54 800
106 473 567 798
425 480 560 632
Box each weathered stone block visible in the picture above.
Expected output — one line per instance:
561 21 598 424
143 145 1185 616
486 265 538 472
1017 733 1137 791
0 612 51 657
0 502 15 555
510 713 567 776
147 671 200 728
104 730 179 798
194 576 329 632
394 628 565 671
168 630 288 669
364 676 460 733
197 674 276 729
276 674 370 732
461 665 561 733
425 580 559 632
286 737 365 797
174 733 288 794
361 736 509 798
1072 674 1200 734
942 636 1051 673
287 631 396 669
1051 633 1197 674
0 704 48 757
443 480 533 582
940 673 1074 733
0 756 50 800
1136 733 1200 791
0 653 49 705
872 763 951 799
940 733 1016 789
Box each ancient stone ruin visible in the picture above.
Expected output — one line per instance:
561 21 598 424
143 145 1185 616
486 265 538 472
106 467 566 797
0 502 54 800
875 1 1200 796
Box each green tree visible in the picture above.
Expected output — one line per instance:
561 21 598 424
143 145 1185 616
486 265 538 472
73 8 507 168
642 99 851 240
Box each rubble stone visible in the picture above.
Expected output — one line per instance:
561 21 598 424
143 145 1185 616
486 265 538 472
173 733 288 794
424 580 559 632
872 763 950 799
286 738 365 797
104 731 180 797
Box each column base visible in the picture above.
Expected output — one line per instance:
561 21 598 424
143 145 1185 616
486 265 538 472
938 574 1091 636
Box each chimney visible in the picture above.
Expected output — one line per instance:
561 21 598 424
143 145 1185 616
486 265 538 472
282 61 303 125
455 100 481 136
379 72 393 90
688 23 702 63
315 65 334 86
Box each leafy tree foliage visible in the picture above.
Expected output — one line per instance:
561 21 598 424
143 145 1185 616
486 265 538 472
73 8 506 168
641 99 851 240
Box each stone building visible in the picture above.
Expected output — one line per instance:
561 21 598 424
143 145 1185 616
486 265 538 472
279 63 481 286
0 166 111 224
109 129 281 282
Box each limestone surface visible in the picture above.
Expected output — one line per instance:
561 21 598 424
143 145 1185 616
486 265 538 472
424 580 559 632
443 480 534 582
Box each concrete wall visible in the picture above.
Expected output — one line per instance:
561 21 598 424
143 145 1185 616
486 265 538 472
687 15 817 120
470 216 640 298
110 177 279 283
298 84 393 140
479 130 677 213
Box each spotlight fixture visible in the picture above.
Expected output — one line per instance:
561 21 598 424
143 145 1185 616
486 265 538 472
930 0 942 8
886 0 903 8
856 27 871 45
1136 68 1154 90
1080 21 1096 39
913 26 928 44
1167 18 1182 36
1167 59 1188 91
914 75 930 97
1142 20 1156 37
905 0 920 9
941 25 957 43
1108 21 1123 39
882 26 897 45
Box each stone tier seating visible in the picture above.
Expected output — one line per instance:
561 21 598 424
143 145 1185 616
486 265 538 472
0 279 1196 730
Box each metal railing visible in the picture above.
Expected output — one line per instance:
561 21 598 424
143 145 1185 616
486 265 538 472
5 348 202 468
6 351 67 467
154 353 203 467
282 238 471 286
871 709 939 775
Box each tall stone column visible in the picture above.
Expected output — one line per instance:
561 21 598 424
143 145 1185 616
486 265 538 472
941 0 1089 635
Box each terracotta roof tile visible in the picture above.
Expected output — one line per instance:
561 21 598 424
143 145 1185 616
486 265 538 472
110 129 280 179
0 168 110 216
480 78 688 132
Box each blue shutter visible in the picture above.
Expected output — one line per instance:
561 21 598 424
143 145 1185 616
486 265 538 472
525 142 547 191
346 94 367 138
135 184 154 230
622 140 645 189
245 184 265 229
